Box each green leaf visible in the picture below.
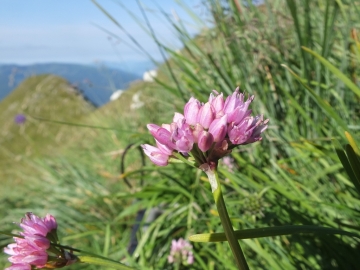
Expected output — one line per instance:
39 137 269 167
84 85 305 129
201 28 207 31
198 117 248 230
0 231 23 238
189 225 360 242
345 144 360 184
334 146 359 187
345 131 360 156
285 0 309 78
302 46 360 98
282 64 348 138
78 255 135 269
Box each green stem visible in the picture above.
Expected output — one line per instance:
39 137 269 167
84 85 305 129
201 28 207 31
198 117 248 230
204 165 249 270
77 255 135 269
172 152 197 167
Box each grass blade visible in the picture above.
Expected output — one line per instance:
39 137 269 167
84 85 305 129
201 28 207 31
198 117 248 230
302 46 360 98
189 225 360 242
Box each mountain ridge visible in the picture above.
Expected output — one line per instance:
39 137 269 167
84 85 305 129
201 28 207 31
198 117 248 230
0 63 141 106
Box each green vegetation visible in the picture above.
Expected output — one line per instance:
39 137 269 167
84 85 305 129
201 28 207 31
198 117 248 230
0 75 95 182
1 0 360 269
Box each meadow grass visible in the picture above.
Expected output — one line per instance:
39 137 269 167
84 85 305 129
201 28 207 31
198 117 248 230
1 0 360 269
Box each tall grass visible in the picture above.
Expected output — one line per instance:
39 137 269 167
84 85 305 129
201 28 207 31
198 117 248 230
1 0 360 269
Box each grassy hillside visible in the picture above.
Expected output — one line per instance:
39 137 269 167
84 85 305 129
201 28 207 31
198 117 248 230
0 74 95 182
0 69 178 186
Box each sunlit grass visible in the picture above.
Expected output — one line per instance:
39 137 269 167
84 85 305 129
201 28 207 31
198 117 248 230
1 0 360 269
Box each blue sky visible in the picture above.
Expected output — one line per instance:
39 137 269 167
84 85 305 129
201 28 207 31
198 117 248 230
0 0 204 65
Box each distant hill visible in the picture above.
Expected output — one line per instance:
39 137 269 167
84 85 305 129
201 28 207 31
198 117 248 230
0 63 140 106
0 74 95 179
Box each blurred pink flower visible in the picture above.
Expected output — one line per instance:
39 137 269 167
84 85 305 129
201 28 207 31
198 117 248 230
167 238 194 266
4 213 76 269
20 213 57 238
5 264 31 270
221 156 236 172
4 213 57 269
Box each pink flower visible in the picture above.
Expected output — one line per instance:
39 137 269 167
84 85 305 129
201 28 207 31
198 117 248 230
43 214 58 232
172 119 194 153
7 248 48 266
245 115 269 144
208 114 228 142
155 139 173 156
4 213 77 269
4 213 55 269
143 88 268 167
168 238 194 265
172 112 185 123
5 264 31 270
142 144 171 166
196 102 215 129
148 125 176 150
184 97 201 125
209 91 224 114
20 213 56 237
223 87 245 113
198 131 214 152
228 115 269 145
221 156 236 172
147 123 162 137
191 123 204 143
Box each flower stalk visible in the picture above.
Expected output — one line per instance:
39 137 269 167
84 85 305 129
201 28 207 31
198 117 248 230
203 165 249 270
142 88 268 269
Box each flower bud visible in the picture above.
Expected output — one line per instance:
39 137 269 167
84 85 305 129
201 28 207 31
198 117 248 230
208 114 227 142
197 131 214 152
223 87 243 113
156 139 173 155
147 124 161 137
209 92 224 113
161 123 171 131
142 144 170 166
154 128 176 149
197 102 215 129
229 106 251 123
173 112 185 123
176 136 194 153
184 97 201 125
43 214 57 231
191 123 203 143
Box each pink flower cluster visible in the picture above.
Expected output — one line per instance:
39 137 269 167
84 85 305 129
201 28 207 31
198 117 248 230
142 88 268 166
168 238 194 265
221 156 236 172
4 213 57 270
